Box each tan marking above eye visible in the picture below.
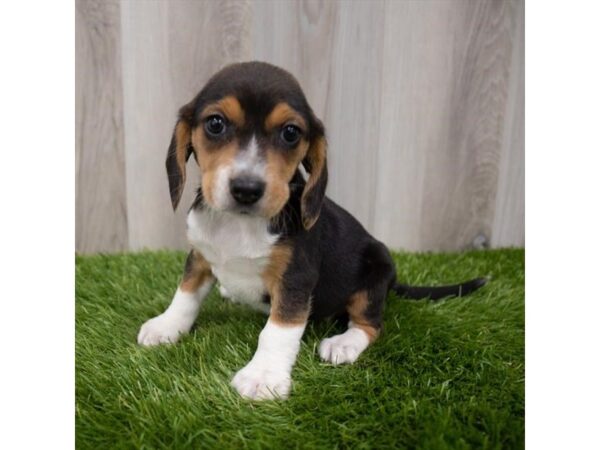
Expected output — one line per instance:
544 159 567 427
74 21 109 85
265 102 307 132
200 96 245 128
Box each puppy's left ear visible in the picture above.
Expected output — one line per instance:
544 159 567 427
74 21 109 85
301 119 328 229
166 102 195 210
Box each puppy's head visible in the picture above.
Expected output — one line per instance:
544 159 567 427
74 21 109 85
166 62 327 229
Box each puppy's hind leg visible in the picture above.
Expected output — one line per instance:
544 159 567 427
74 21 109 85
319 241 394 365
138 250 214 346
318 288 384 365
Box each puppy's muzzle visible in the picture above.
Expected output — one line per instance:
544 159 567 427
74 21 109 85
229 176 266 206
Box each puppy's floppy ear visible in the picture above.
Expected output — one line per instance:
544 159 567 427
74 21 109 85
166 102 195 210
301 118 328 229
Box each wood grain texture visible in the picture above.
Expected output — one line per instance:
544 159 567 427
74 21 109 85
374 0 522 251
76 0 128 253
491 0 524 248
76 0 524 253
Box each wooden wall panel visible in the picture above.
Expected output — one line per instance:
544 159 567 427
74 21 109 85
252 0 338 117
374 0 522 251
491 0 525 248
76 0 525 253
76 0 128 253
318 2 387 233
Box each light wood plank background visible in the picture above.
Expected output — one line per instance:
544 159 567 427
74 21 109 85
76 0 524 253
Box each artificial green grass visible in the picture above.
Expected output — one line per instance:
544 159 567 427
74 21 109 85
76 248 524 449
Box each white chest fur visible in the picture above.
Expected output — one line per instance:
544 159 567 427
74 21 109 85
186 209 278 312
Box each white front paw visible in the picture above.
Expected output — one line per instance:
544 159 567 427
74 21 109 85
319 328 369 365
137 314 192 346
231 362 291 400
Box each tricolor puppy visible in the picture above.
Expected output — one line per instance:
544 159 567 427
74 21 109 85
138 62 486 400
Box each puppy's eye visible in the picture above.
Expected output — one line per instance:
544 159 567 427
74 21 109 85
205 115 227 137
280 125 301 146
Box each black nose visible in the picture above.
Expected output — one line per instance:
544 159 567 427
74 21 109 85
229 177 266 205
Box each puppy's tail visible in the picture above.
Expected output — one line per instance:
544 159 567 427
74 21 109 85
391 277 488 300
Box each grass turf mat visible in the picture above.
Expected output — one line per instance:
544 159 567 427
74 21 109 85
76 248 524 449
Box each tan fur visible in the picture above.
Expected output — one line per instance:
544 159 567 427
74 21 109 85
347 291 380 342
191 97 244 208
191 128 237 207
169 120 192 207
262 141 309 217
180 250 213 293
174 121 191 169
201 96 245 127
262 244 308 326
262 102 312 217
265 102 307 132
301 136 327 229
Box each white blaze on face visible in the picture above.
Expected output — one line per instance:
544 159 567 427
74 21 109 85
233 135 265 179
212 164 233 210
210 136 267 211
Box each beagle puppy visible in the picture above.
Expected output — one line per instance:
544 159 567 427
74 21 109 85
137 62 486 400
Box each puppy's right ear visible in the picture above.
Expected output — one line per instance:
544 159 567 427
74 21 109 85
166 103 195 210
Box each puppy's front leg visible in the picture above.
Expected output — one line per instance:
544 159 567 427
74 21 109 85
231 315 307 400
232 243 311 400
138 250 214 346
